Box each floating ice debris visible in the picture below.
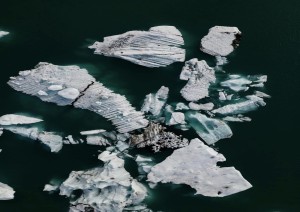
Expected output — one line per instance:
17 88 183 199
80 129 106 135
59 151 148 212
89 26 185 68
130 122 188 152
135 155 153 176
200 26 241 56
0 114 43 126
185 112 232 145
212 95 266 115
175 102 189 111
86 134 110 146
148 138 252 197
141 86 169 117
188 102 214 111
254 90 271 98
43 184 59 193
221 76 252 92
0 31 9 38
0 182 15 200
0 128 3 136
215 56 228 66
8 62 148 133
4 126 63 152
180 59 216 101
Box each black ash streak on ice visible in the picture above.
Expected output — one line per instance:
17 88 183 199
0 25 270 211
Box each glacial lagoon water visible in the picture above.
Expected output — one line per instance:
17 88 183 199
0 0 300 211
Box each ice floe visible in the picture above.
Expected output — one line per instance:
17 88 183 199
0 114 43 126
200 26 241 56
8 62 148 133
185 112 232 145
141 86 169 117
180 59 216 101
0 182 15 200
89 25 185 68
0 31 9 38
148 138 252 197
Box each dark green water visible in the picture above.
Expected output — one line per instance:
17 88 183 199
0 0 300 211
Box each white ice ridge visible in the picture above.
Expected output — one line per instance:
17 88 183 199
59 151 148 212
0 31 9 38
141 86 169 116
7 62 149 133
0 182 15 200
148 138 252 197
201 26 241 56
89 25 185 68
180 59 216 101
0 114 43 126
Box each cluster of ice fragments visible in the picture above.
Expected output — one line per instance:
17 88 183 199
148 138 252 197
59 151 148 212
200 26 241 56
89 26 185 68
7 62 148 133
1 25 271 208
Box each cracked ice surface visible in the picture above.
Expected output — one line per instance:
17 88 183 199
7 62 148 133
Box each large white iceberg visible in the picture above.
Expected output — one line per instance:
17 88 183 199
89 26 185 68
148 138 252 197
200 26 241 56
7 62 148 133
180 59 216 101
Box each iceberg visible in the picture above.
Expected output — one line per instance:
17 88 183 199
7 62 148 133
0 182 15 200
200 26 241 56
185 112 232 145
147 138 252 197
180 59 216 101
89 26 185 68
59 151 148 212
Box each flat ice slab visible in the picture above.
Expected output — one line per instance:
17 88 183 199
0 182 15 200
201 26 241 56
89 26 185 68
0 114 43 126
148 138 252 197
180 59 216 101
7 62 148 133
